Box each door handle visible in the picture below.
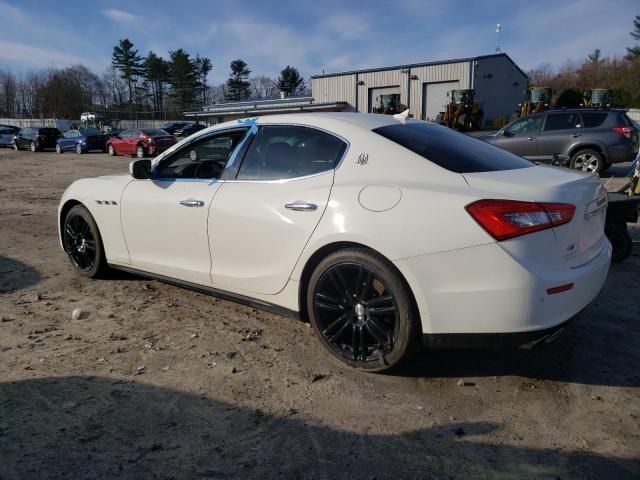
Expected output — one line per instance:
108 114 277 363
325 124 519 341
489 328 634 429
527 137 536 141
180 199 205 207
285 202 317 211
572 133 581 138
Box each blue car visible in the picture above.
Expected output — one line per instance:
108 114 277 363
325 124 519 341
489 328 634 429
0 126 18 147
56 128 108 154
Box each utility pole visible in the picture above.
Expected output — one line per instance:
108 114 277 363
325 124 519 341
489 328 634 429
495 23 502 53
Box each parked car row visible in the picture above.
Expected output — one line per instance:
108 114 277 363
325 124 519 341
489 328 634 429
2 125 180 158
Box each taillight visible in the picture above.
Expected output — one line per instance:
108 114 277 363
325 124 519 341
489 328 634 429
466 199 575 241
36 134 44 140
612 126 632 139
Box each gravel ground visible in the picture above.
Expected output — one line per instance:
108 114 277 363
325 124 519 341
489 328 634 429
0 147 639 479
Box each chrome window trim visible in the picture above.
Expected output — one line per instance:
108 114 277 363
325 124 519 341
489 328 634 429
229 122 350 183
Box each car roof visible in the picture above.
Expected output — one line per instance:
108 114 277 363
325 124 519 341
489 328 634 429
546 108 624 114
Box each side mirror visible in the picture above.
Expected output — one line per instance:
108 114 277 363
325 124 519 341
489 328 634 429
129 159 151 179
503 130 513 137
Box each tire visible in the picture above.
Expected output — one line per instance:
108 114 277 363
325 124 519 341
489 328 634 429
62 205 107 278
30 141 37 152
13 142 19 151
76 143 83 154
107 144 115 156
136 145 145 159
605 223 633 263
306 248 421 372
56 144 63 154
570 149 605 173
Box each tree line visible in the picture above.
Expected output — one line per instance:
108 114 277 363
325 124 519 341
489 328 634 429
523 15 640 108
0 38 308 120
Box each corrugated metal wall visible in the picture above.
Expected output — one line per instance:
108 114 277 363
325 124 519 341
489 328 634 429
473 56 528 127
409 62 470 119
312 74 357 111
356 69 405 112
312 62 471 116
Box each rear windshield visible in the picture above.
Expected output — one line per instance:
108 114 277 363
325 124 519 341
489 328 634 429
372 123 533 173
581 113 607 128
79 128 102 135
39 128 60 135
142 128 169 136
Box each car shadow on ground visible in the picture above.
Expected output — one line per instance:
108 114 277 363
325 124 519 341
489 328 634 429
0 376 637 480
0 255 41 293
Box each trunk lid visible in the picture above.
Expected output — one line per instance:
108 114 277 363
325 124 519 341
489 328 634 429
463 165 608 267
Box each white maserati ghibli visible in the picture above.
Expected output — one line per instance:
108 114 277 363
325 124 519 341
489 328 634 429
58 113 611 371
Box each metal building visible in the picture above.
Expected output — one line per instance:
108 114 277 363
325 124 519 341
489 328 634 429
311 53 528 127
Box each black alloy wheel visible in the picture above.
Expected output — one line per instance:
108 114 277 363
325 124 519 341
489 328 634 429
307 249 420 372
63 205 105 277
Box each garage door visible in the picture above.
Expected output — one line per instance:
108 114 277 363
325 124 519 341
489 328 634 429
422 81 459 121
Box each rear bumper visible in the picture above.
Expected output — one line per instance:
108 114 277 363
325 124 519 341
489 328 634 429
394 238 611 336
423 314 577 349
606 141 637 164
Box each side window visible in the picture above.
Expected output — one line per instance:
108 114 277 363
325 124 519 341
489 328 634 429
156 129 248 180
119 130 131 139
581 113 608 128
506 116 543 135
237 125 347 181
544 113 578 131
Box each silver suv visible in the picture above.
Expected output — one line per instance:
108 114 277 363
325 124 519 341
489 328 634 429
482 109 639 173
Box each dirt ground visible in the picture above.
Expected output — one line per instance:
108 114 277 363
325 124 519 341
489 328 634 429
0 147 639 480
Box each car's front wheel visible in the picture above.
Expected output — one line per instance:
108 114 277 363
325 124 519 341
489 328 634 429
307 248 421 372
136 145 145 158
13 142 19 151
107 144 115 156
63 205 106 278
76 143 83 154
570 149 605 173
55 144 63 154
30 141 37 152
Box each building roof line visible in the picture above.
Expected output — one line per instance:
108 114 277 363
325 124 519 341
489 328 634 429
311 52 528 80
184 101 348 117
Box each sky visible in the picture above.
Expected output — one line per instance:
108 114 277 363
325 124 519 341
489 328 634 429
0 0 637 84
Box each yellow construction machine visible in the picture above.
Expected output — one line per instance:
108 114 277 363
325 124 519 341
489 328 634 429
517 86 553 117
581 88 613 107
435 89 484 131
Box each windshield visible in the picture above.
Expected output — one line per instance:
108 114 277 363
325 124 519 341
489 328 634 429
79 128 102 136
142 128 169 136
591 90 609 104
530 88 548 103
451 90 467 104
373 122 533 173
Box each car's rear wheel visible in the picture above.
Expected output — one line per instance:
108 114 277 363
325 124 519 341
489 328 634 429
136 145 145 158
55 144 63 154
570 149 605 173
63 205 106 278
76 143 83 154
307 248 420 372
30 141 37 152
107 144 115 156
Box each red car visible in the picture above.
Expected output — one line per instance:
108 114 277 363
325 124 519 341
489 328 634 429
106 128 177 158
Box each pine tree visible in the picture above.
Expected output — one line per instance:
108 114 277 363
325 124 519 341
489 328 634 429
143 51 169 113
193 55 213 107
225 59 251 101
111 39 143 105
627 15 640 59
277 66 305 96
167 49 198 113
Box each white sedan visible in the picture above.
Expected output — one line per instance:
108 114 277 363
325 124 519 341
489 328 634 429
58 113 611 371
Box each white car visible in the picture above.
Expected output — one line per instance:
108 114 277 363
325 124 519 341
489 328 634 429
80 112 104 123
58 113 611 371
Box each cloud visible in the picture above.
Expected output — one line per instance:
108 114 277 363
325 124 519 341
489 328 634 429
0 40 89 69
101 8 137 23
